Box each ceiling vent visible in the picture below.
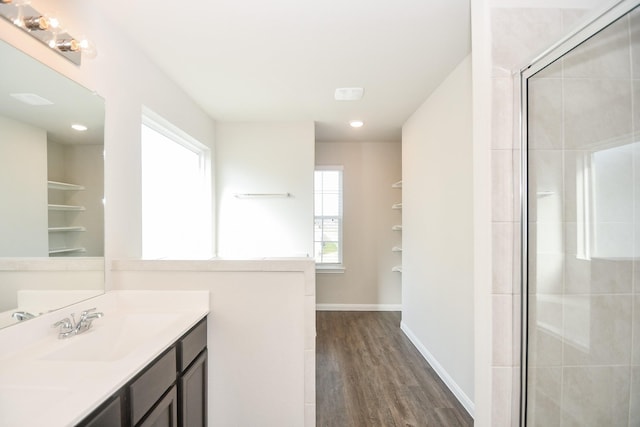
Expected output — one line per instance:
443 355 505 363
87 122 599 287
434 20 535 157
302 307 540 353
334 87 364 101
10 92 54 106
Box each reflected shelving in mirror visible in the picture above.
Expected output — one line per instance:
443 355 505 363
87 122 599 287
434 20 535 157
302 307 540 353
48 181 85 191
0 39 105 329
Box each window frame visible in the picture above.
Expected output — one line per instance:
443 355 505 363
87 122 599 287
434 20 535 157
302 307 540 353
141 108 212 259
314 166 345 272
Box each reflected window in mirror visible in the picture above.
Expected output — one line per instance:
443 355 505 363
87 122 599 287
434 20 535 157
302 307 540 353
141 109 212 259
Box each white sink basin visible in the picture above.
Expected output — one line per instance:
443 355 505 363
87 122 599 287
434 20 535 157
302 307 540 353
40 313 182 362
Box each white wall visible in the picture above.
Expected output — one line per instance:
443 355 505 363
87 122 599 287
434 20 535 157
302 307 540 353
0 116 48 257
215 122 314 258
401 56 474 413
315 141 402 308
111 259 316 427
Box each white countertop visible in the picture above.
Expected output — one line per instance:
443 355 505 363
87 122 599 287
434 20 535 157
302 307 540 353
0 290 209 426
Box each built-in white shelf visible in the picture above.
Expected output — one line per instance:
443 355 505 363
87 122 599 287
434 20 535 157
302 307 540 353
537 191 554 198
48 247 86 255
48 204 85 211
391 179 402 274
47 180 85 191
48 226 86 233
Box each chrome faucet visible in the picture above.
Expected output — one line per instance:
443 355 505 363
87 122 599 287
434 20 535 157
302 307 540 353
53 308 104 339
11 311 36 321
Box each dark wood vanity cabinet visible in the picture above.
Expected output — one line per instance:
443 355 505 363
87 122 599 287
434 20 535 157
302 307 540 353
78 317 207 427
81 394 124 427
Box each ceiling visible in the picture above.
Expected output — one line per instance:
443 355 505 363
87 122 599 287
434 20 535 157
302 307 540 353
94 0 470 142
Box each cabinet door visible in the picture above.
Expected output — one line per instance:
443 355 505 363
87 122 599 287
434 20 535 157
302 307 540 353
179 350 207 427
79 394 123 427
138 386 178 427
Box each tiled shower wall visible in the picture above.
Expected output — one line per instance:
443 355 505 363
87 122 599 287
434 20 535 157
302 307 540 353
527 9 640 426
489 6 600 426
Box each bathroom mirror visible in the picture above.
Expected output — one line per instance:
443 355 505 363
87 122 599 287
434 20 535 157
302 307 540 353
0 40 105 329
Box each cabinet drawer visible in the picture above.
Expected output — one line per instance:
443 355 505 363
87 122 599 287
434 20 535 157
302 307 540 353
129 348 177 425
178 318 206 372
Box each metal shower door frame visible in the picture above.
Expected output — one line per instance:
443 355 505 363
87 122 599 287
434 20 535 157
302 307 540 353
518 0 640 425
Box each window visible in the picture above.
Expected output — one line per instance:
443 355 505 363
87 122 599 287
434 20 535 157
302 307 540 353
314 167 343 265
141 110 212 259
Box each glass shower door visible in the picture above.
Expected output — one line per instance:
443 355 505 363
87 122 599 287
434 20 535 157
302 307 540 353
523 1 640 425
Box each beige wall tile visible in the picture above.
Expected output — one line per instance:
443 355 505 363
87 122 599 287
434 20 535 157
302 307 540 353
491 8 563 73
526 366 562 426
564 79 632 150
493 222 514 294
527 78 563 150
493 149 514 222
564 15 630 79
492 366 514 427
562 366 631 426
533 253 564 294
632 296 640 365
631 367 640 425
493 294 513 366
563 295 632 366
631 9 640 79
528 294 563 367
493 78 515 150
528 150 563 224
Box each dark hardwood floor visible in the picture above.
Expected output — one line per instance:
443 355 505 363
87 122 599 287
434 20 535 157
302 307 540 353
316 311 473 427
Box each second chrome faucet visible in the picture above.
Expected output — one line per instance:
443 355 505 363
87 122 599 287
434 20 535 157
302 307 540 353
53 308 104 339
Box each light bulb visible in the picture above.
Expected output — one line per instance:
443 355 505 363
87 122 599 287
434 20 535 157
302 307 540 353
47 16 60 30
349 120 364 128
77 35 97 58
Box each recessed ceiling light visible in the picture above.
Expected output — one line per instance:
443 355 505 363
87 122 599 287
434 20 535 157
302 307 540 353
335 87 364 101
71 124 88 131
10 93 54 106
349 120 364 128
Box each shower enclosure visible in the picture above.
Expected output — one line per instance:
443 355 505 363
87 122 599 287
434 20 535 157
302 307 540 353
521 0 640 425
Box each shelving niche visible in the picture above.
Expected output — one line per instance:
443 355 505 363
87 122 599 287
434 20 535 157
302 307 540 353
392 180 402 273
47 180 86 256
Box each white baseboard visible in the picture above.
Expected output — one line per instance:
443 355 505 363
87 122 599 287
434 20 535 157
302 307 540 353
315 304 402 311
400 321 475 417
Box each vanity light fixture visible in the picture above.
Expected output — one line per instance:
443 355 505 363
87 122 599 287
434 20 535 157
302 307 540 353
349 120 364 128
71 124 88 131
0 1 95 65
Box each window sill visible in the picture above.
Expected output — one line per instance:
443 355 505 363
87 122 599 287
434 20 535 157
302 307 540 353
315 264 346 274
